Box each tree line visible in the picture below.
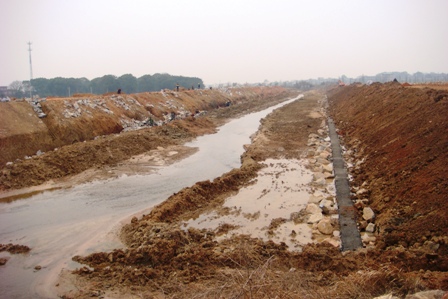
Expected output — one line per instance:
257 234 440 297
5 73 204 98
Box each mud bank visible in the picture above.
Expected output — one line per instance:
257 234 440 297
0 86 297 192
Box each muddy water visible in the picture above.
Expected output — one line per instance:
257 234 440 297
0 96 302 299
184 158 314 251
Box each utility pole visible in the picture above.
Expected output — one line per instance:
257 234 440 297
28 42 33 99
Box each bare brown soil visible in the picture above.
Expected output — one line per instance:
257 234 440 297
0 243 31 266
1 85 447 298
0 87 295 196
0 243 31 254
328 82 448 248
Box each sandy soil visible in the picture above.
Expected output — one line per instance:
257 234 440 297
2 85 448 298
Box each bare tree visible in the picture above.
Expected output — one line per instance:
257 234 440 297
8 81 25 98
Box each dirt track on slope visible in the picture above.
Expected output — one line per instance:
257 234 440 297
58 85 448 299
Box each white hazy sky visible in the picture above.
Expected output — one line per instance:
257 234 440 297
1 0 448 86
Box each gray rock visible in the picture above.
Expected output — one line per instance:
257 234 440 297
308 195 322 204
319 151 331 159
307 213 323 224
317 157 330 165
306 204 321 214
365 223 376 233
314 178 326 186
323 164 334 173
319 199 334 209
317 218 333 235
362 207 375 221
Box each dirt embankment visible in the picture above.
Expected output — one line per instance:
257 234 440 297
327 82 448 248
0 86 296 193
61 87 448 299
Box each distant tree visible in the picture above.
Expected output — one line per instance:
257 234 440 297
137 74 154 92
91 75 118 94
31 78 49 97
152 73 172 90
67 77 90 95
48 77 71 96
10 73 205 97
117 74 138 94
8 81 25 97
31 77 91 97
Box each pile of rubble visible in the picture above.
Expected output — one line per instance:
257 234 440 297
28 98 47 118
63 97 113 118
60 95 207 132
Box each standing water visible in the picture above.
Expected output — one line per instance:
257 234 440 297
0 95 301 298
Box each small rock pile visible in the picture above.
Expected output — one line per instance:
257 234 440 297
110 95 142 111
341 138 377 248
63 98 113 118
303 124 341 248
304 124 378 248
60 94 205 132
27 97 47 118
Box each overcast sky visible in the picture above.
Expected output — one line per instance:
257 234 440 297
1 0 447 86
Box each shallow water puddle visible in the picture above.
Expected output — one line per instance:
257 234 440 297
184 158 314 251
